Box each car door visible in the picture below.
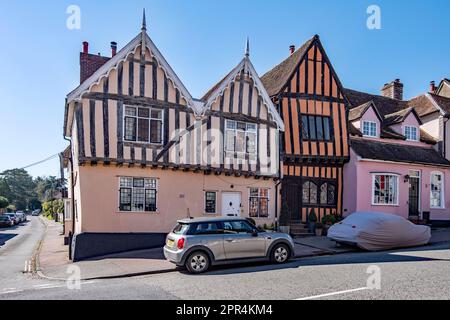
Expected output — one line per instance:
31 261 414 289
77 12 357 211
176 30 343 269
222 220 267 259
192 222 227 261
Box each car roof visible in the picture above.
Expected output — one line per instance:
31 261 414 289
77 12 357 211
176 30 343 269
177 217 247 224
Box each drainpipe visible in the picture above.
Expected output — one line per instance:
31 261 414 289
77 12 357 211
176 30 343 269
63 135 75 260
275 180 282 231
443 115 450 159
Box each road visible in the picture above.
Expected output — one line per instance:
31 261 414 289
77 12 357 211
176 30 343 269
1 216 450 300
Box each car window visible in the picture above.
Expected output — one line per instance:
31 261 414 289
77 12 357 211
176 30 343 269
194 223 222 235
172 223 189 235
222 221 255 234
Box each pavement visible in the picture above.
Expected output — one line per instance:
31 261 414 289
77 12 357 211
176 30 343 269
35 218 450 281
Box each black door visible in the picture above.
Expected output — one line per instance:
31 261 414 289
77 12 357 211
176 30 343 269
283 181 301 221
408 177 420 217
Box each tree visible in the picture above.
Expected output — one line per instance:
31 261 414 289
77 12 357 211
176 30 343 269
35 176 65 203
0 196 9 210
0 169 37 210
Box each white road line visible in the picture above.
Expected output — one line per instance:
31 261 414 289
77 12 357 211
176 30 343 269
295 287 370 300
0 290 23 295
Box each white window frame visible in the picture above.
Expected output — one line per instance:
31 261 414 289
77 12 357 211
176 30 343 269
371 173 399 206
118 177 159 213
204 191 218 215
64 199 72 221
430 171 445 209
123 105 164 146
225 120 258 155
404 125 419 141
362 121 378 138
248 188 270 218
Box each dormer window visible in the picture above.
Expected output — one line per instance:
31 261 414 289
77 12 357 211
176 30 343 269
362 121 377 137
404 126 418 141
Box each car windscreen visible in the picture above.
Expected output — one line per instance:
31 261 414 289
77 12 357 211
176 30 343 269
172 223 189 235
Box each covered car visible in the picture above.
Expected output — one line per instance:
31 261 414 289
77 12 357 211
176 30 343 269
327 212 431 251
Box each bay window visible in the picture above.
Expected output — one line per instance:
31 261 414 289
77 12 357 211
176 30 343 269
430 172 444 209
119 177 157 212
124 106 163 144
372 174 398 205
225 120 257 154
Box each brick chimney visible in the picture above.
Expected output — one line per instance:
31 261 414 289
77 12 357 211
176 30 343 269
289 45 295 55
430 81 436 93
111 42 118 57
381 79 404 100
79 41 111 84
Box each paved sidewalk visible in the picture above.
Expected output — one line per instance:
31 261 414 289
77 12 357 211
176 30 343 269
293 236 358 255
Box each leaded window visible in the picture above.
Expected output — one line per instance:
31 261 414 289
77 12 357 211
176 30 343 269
225 120 257 154
124 106 163 144
119 177 157 212
249 188 269 218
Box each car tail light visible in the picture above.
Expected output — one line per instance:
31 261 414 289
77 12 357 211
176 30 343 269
177 238 186 250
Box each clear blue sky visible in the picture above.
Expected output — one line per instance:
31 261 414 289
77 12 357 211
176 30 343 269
0 0 449 177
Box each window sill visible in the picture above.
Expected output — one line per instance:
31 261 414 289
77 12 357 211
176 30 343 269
117 211 160 214
371 204 399 207
430 207 446 210
123 141 163 148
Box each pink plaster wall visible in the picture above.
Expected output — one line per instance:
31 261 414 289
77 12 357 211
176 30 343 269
344 154 450 221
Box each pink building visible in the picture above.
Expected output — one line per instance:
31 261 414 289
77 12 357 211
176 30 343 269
343 80 450 225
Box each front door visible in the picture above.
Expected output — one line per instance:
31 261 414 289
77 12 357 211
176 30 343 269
408 171 420 217
222 192 241 217
283 179 301 221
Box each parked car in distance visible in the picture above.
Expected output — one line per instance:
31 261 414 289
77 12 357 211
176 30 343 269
164 217 295 274
15 212 26 223
327 211 431 251
0 215 14 228
31 209 41 216
5 213 19 225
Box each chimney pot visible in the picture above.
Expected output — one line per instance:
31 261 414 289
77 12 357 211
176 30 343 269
430 81 436 93
381 79 404 100
82 41 89 54
289 45 295 55
111 41 118 57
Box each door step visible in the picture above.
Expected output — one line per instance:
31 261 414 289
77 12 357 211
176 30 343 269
290 222 314 237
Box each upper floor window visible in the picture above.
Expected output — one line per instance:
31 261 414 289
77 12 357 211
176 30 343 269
404 126 419 141
225 120 257 154
124 106 163 144
430 172 444 209
372 174 398 206
119 177 157 212
301 115 332 141
362 121 377 137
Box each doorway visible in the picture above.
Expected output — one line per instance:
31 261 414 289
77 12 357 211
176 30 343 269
408 170 420 218
221 192 241 217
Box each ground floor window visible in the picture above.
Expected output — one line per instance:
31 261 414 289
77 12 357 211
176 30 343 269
119 177 157 212
302 180 336 206
249 188 269 218
430 172 444 209
205 191 217 214
372 174 398 205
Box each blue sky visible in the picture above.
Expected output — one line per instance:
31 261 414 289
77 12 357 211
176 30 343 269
0 0 449 177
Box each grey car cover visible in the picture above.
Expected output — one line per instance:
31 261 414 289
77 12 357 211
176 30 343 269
327 212 431 251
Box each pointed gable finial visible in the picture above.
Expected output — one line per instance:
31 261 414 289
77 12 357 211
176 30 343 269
245 37 250 57
142 8 147 31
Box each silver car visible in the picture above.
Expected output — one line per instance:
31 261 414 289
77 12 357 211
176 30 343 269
164 217 295 274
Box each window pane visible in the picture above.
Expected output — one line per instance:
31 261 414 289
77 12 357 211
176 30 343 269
246 132 256 154
205 192 216 214
323 117 331 141
247 123 257 132
138 108 150 118
124 117 136 141
310 182 318 204
150 119 162 144
302 115 309 140
260 188 269 198
195 223 219 235
151 110 162 119
235 131 246 152
125 107 136 117
119 188 132 211
259 198 269 217
226 120 236 130
309 116 316 140
145 179 157 189
120 177 133 188
138 118 149 142
316 116 324 140
250 188 259 197
132 188 145 211
145 189 157 212
133 178 144 188
302 182 310 204
327 184 335 205
237 122 247 131
249 198 258 217
225 130 235 152
320 183 328 205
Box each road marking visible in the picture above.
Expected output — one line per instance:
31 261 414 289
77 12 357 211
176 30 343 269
295 287 370 300
0 290 23 295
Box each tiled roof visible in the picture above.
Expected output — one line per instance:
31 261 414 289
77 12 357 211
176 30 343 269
351 138 450 167
384 107 422 126
429 93 450 114
261 36 316 97
408 94 438 117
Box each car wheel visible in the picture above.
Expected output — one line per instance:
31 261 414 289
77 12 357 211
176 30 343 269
185 251 210 274
271 244 290 264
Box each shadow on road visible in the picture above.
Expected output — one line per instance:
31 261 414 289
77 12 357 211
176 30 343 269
193 243 450 276
0 234 19 247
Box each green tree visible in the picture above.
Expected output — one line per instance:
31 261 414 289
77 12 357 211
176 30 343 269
0 196 9 210
0 169 37 210
35 176 65 203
